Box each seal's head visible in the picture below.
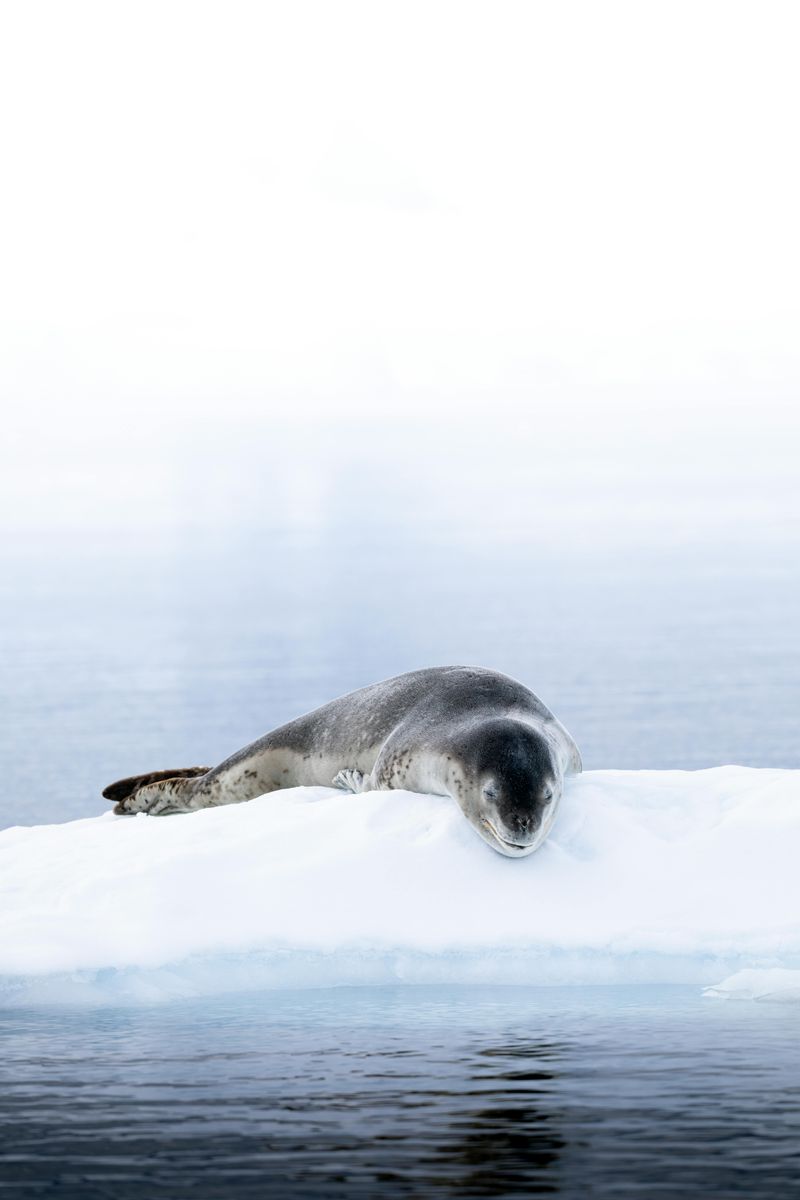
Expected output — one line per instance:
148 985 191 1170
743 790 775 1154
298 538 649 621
456 718 563 857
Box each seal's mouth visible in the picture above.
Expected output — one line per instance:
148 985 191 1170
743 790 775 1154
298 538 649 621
480 817 536 854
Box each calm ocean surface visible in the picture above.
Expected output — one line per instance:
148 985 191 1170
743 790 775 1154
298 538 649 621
2 418 798 1196
2 987 799 1199
2 419 799 832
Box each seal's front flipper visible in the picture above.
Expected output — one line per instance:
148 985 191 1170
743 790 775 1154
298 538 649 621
332 768 369 793
103 767 211 804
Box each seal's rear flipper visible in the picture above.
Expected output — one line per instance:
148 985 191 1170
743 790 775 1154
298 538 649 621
102 767 211 803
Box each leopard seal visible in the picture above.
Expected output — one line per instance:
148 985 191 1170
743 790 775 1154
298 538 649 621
103 666 582 857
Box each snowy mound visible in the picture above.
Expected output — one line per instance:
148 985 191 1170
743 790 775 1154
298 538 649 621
1 767 798 1004
703 969 800 1003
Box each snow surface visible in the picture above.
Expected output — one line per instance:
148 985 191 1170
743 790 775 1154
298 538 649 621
1 767 798 1004
703 969 800 1003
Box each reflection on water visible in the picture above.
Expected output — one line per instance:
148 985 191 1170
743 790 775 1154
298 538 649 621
428 1041 564 1195
1 987 799 1199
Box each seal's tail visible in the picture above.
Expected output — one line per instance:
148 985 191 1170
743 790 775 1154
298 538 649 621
102 766 211 804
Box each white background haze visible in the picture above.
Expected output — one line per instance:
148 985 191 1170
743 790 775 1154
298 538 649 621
1 0 799 536
1 2 799 828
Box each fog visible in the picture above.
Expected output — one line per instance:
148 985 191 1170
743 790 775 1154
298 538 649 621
2 0 799 539
1 0 799 826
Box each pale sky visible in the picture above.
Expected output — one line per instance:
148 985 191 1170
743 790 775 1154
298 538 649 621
1 1 799 529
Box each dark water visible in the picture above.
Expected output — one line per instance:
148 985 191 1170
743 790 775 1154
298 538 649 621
1 987 798 1199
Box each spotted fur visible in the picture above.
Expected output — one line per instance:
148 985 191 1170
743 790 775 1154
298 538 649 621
104 666 582 857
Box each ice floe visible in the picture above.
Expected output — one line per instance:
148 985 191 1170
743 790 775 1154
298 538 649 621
1 767 798 1003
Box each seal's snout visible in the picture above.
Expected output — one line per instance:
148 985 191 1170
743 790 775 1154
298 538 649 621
509 812 534 835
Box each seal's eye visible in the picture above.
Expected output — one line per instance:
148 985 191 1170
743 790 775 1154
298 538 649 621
542 787 553 803
483 783 498 801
